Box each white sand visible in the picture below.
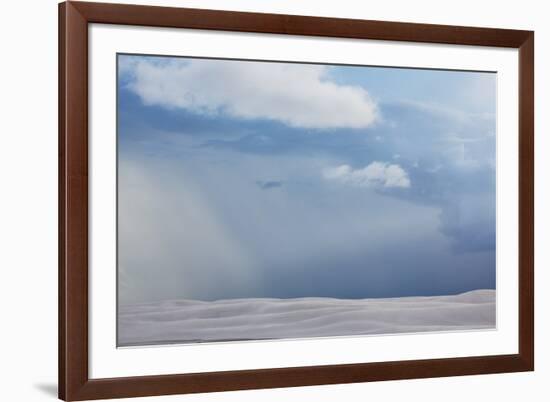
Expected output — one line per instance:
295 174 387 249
118 289 495 346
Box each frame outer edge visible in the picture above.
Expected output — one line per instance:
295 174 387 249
58 1 535 400
58 2 67 400
71 1 531 48
60 1 90 401
518 32 535 370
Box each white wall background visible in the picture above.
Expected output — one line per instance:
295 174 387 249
0 0 546 401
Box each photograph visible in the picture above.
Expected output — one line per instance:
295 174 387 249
1 0 540 401
116 54 497 347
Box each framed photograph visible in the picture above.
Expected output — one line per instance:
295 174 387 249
59 1 534 400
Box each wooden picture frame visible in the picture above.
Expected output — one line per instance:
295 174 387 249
59 1 534 400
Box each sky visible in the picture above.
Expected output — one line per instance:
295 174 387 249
117 54 497 304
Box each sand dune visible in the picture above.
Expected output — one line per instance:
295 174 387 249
118 289 496 346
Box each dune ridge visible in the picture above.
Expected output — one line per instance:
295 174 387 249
118 289 496 346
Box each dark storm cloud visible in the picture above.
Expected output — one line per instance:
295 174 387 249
256 180 283 190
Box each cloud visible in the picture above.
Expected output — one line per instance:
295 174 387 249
439 194 495 253
256 180 283 190
323 162 411 188
121 56 378 129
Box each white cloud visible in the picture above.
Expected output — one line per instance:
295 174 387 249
323 162 411 188
123 57 378 129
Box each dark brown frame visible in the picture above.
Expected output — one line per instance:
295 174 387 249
59 1 534 400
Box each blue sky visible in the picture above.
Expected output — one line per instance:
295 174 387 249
117 54 496 304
